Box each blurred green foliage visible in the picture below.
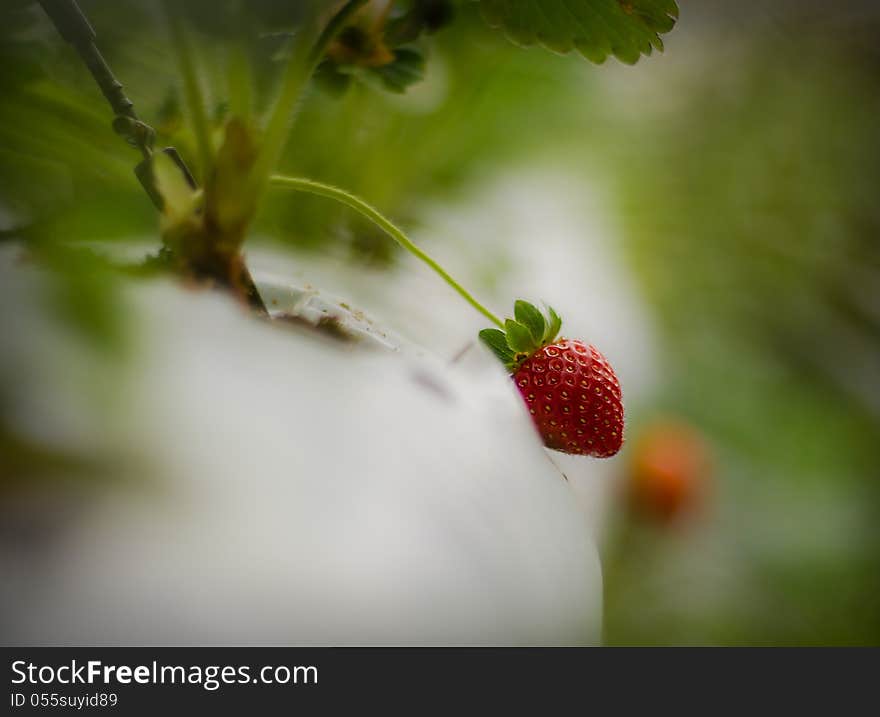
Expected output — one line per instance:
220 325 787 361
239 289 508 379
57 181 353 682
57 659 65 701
0 0 877 643
595 26 880 643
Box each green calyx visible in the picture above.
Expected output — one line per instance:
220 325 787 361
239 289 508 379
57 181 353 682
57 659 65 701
479 300 562 372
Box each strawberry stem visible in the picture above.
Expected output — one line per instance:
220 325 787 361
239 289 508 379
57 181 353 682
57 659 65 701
270 175 504 328
246 1 369 215
308 0 370 65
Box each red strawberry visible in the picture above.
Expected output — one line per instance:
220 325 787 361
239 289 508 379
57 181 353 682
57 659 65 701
480 301 624 458
513 339 623 457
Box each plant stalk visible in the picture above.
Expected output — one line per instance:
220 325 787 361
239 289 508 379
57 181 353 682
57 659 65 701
270 175 504 328
247 0 369 209
308 0 369 64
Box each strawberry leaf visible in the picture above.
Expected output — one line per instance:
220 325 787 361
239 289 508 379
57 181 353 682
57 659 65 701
369 48 426 93
514 300 545 345
544 306 562 343
479 328 515 364
505 319 536 354
474 0 678 65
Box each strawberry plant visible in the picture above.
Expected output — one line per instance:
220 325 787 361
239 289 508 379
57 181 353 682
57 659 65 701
26 0 678 457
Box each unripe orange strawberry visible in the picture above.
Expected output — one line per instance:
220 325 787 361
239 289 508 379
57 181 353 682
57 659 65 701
480 301 624 458
628 419 710 521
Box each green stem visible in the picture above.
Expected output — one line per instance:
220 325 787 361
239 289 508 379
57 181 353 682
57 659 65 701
248 0 369 208
162 1 213 179
270 175 504 328
246 13 320 209
308 0 369 64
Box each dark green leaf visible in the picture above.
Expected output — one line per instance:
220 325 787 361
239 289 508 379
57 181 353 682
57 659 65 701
544 305 562 343
514 299 545 344
386 0 456 44
370 48 426 93
479 328 515 364
420 0 456 33
505 319 536 354
475 0 678 65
